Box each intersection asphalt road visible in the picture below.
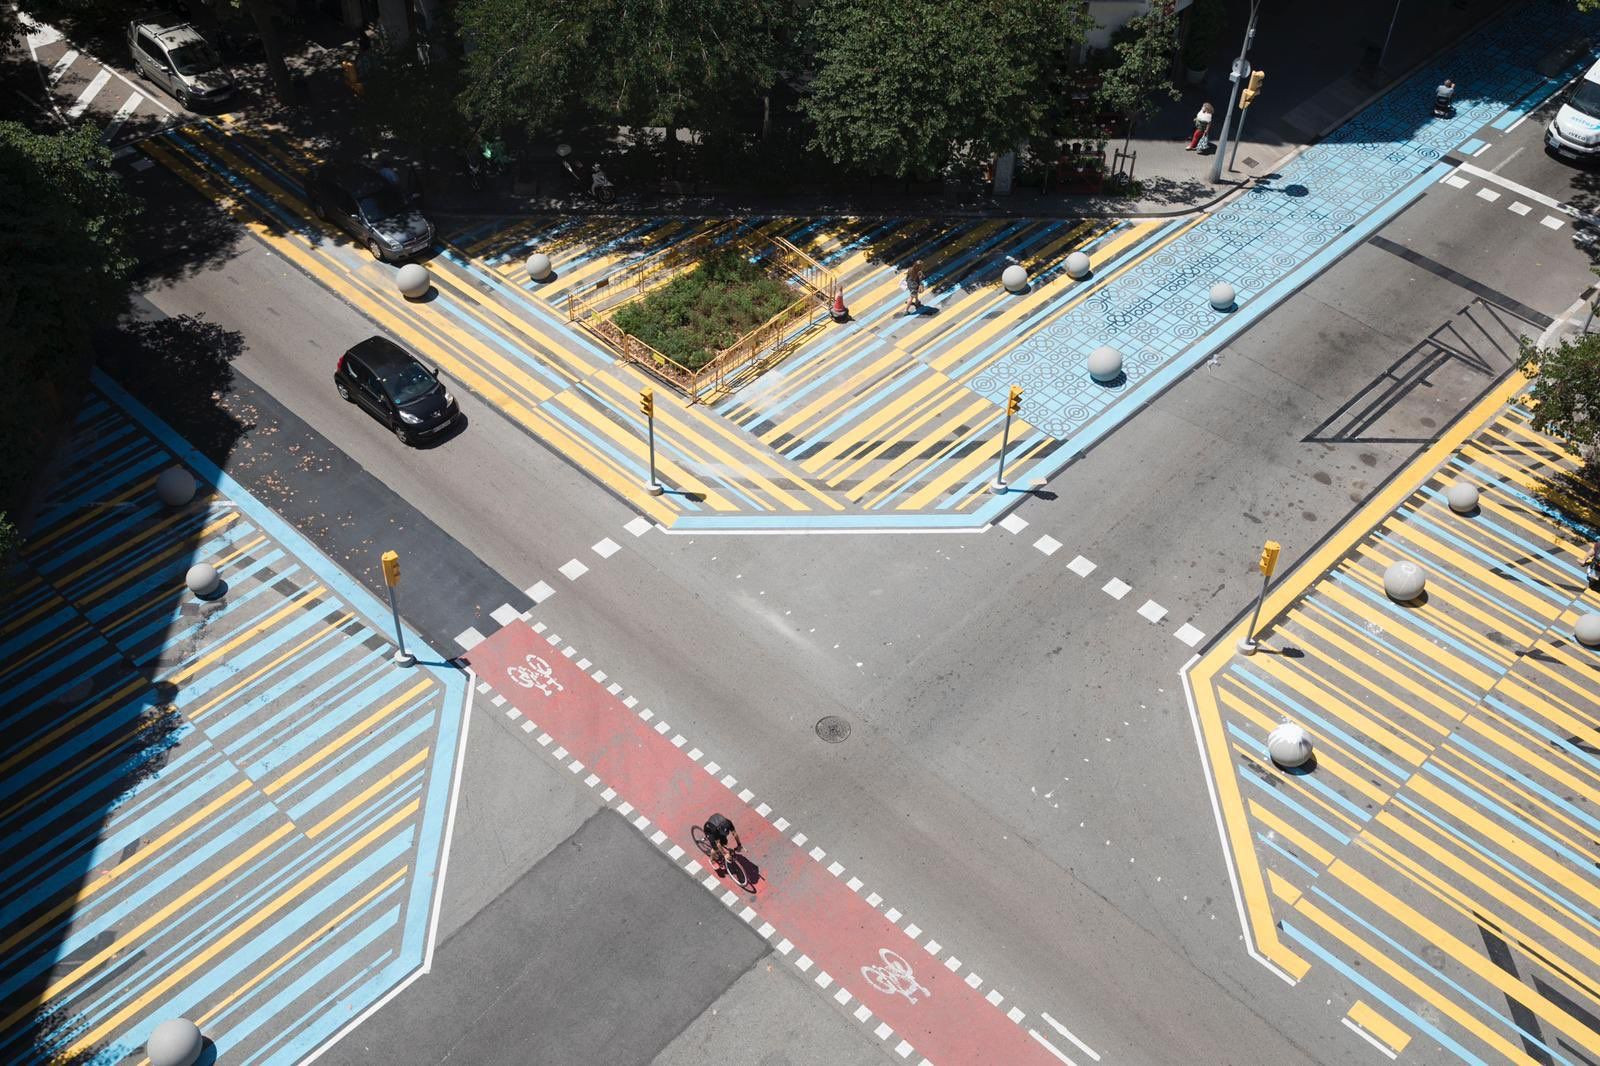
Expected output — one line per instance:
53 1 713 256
115 88 1599 1064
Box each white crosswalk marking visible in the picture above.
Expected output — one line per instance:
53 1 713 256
47 49 79 88
102 91 144 143
26 22 63 49
66 68 110 119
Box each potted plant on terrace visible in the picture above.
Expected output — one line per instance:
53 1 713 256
1183 0 1225 85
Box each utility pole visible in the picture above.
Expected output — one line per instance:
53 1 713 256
1210 0 1263 185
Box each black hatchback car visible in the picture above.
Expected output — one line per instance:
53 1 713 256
335 337 459 445
306 163 434 262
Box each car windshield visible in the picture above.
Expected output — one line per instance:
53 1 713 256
1570 80 1600 119
383 362 436 405
168 41 220 75
357 187 404 221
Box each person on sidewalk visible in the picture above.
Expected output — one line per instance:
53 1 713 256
1187 102 1215 150
1434 79 1456 117
904 261 924 315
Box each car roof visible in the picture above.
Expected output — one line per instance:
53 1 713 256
143 21 209 47
317 163 389 196
345 336 416 372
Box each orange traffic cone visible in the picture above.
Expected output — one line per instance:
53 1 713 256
830 288 849 323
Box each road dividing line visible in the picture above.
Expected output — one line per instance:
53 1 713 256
1456 161 1564 211
65 68 109 118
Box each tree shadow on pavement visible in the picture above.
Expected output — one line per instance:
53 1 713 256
95 306 249 459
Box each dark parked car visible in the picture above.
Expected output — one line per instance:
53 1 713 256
306 163 434 262
335 337 459 445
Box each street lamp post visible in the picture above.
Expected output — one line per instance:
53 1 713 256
1210 0 1263 185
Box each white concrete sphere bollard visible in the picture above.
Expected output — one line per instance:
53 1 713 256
1267 722 1314 768
526 252 553 282
185 563 220 598
1065 251 1091 279
1001 264 1029 293
1446 480 1479 514
1087 345 1123 383
147 1018 203 1066
1577 613 1600 647
1209 281 1236 311
155 466 196 507
1383 560 1427 602
396 263 431 300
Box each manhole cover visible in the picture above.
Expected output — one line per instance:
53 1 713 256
816 716 851 743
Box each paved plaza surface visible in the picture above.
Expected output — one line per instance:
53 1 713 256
0 383 466 1064
10 0 1600 1063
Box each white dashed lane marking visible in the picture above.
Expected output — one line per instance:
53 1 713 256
1509 201 1531 216
999 513 1029 534
454 626 485 650
625 516 654 537
1137 600 1167 624
1541 215 1565 230
1102 578 1131 601
1067 555 1096 577
490 603 522 626
525 580 555 604
1475 187 1500 202
1175 622 1206 648
593 537 621 559
1033 535 1062 556
558 558 589 581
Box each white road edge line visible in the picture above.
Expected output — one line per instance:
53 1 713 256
1179 653 1298 987
300 664 475 1063
1040 1011 1100 1062
1456 160 1563 211
1341 1018 1399 1060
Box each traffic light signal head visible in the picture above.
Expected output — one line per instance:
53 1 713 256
640 387 654 418
381 550 401 587
1241 69 1265 109
1006 385 1023 415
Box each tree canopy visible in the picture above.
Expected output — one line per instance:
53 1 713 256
800 0 1090 179
1519 331 1600 457
1095 0 1181 146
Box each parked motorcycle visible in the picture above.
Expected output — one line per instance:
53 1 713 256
556 144 617 204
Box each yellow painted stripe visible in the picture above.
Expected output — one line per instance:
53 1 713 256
0 617 90 686
1435 743 1600 871
860 397 1001 509
6 819 298 1031
306 747 429 839
0 676 147 778
898 410 1012 511
1322 859 1600 1057
166 585 325 685
49 504 227 590
190 611 358 722
1347 1000 1411 1052
62 802 420 1057
1231 741 1364 835
80 514 244 609
1218 683 1390 805
0 779 257 958
22 474 163 552
1255 653 1427 768
1318 581 1498 692
1462 713 1600 811
1294 607 1466 730
1248 799 1335 867
265 680 433 795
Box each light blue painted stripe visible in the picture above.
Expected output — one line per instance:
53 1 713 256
208 897 402 1059
53 505 224 599
852 219 1038 330
741 337 890 432
1450 732 1600 841
1233 670 1407 785
91 544 287 627
1329 569 1507 677
0 601 79 660
221 647 385 750
254 951 407 1066
433 299 571 392
819 218 909 268
1392 511 1566 618
43 499 168 570
1226 721 1373 825
936 430 1041 511
1239 764 1352 846
129 562 297 660
788 353 935 460
1449 458 1600 546
0 803 283 1008
1280 920 1489 1065
164 131 316 240
0 747 225 928
1391 791 1600 937
34 441 167 526
236 656 394 760
0 717 199 863
870 220 1071 335
0 689 169 806
481 217 583 265
1456 137 1487 155
0 641 123 733
1422 756 1600 874
1305 591 1483 705
1483 692 1600 771
282 713 430 817
1427 470 1589 578
998 162 1456 497
871 427 1001 512
171 589 331 704
1259 832 1323 882
245 675 430 780
436 248 623 369
1308 885 1573 1064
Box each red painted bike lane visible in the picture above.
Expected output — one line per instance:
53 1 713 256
467 620 1054 1065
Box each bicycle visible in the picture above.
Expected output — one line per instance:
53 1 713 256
692 824 754 892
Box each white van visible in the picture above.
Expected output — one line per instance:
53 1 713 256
1547 57 1600 159
127 19 236 110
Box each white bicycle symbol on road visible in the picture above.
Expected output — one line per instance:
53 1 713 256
506 654 564 697
860 948 929 1005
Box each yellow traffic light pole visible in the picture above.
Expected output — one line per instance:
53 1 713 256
1230 69 1265 173
1209 0 1261 184
990 385 1024 493
641 387 663 496
380 550 416 666
1238 539 1280 655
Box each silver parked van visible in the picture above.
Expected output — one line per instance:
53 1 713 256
127 19 236 110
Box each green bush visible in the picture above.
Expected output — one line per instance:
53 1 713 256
612 251 795 370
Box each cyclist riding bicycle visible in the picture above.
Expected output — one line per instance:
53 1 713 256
703 813 741 874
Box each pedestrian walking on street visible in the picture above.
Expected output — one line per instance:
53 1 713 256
1187 102 1215 151
904 260 924 315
